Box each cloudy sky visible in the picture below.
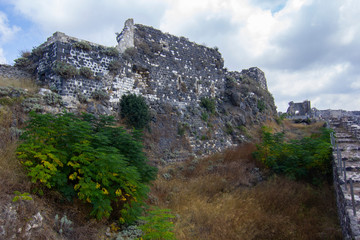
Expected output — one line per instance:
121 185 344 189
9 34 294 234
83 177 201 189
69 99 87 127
0 0 359 112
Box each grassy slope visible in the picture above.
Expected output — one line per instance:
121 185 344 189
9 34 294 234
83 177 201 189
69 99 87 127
150 120 342 240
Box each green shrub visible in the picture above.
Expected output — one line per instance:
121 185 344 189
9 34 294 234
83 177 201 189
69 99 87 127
100 47 119 57
31 47 44 58
79 67 94 79
53 61 78 79
257 99 266 112
73 41 92 51
14 57 32 68
12 191 32 202
201 112 209 122
137 207 177 240
17 112 157 222
177 123 189 136
253 127 333 185
91 89 110 101
122 47 137 61
120 94 150 129
225 122 234 135
200 97 216 114
108 60 122 74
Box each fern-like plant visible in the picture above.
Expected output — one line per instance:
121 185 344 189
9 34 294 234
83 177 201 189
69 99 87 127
17 112 157 222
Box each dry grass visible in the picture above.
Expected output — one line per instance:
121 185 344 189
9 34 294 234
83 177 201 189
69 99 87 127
0 76 38 93
150 143 342 240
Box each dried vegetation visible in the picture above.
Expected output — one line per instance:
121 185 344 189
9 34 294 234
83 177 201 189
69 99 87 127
149 121 342 240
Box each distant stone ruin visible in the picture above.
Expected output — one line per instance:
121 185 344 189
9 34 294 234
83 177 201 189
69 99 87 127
287 100 312 117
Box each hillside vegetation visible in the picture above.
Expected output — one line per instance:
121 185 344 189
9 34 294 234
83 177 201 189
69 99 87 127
150 120 342 240
0 75 341 239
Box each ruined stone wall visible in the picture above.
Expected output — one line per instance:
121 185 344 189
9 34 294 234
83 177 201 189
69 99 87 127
23 19 276 161
330 119 360 240
0 64 33 80
287 100 312 116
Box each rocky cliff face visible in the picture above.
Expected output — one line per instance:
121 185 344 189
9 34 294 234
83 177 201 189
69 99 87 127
3 19 277 162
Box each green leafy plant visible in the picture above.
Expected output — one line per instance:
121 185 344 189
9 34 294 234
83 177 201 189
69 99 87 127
53 61 78 79
201 112 209 122
100 47 119 56
73 41 92 51
79 67 94 79
137 207 177 240
257 99 266 112
177 123 189 137
120 94 151 129
122 47 137 61
253 127 333 185
108 60 122 75
17 112 157 222
91 89 110 101
12 191 33 202
200 97 216 114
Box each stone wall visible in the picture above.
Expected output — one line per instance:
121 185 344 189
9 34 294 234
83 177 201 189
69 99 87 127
0 64 34 80
287 100 312 116
330 118 360 240
13 19 277 161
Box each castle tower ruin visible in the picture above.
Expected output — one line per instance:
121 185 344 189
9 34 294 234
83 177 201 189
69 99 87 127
116 18 135 53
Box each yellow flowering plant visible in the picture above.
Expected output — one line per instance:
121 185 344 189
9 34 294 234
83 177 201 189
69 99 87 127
17 112 157 222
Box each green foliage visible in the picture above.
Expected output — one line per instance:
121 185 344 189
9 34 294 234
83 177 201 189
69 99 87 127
91 89 110 101
79 67 94 79
43 92 63 106
201 112 209 122
14 57 32 68
100 47 119 57
31 47 44 58
53 61 78 79
200 97 216 114
73 41 92 51
123 47 137 61
225 122 234 135
257 99 266 112
177 123 189 137
137 207 177 240
108 60 122 74
253 127 333 185
275 116 283 125
120 94 151 129
17 112 157 222
12 191 33 202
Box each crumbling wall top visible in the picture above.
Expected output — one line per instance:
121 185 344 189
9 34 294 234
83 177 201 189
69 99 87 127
116 18 135 53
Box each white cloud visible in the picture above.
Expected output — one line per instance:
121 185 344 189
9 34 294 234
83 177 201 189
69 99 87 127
3 0 360 112
0 48 7 64
10 0 168 46
0 11 20 63
0 11 20 42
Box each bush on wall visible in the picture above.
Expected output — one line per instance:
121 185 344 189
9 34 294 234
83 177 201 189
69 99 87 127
52 61 78 79
120 94 151 129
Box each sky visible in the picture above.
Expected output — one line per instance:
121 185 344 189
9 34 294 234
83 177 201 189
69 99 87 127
0 0 359 112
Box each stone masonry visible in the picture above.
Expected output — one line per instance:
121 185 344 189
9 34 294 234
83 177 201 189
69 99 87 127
5 19 277 161
329 117 360 239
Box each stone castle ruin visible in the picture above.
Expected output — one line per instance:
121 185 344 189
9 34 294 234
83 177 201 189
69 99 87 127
286 100 312 117
2 19 276 161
